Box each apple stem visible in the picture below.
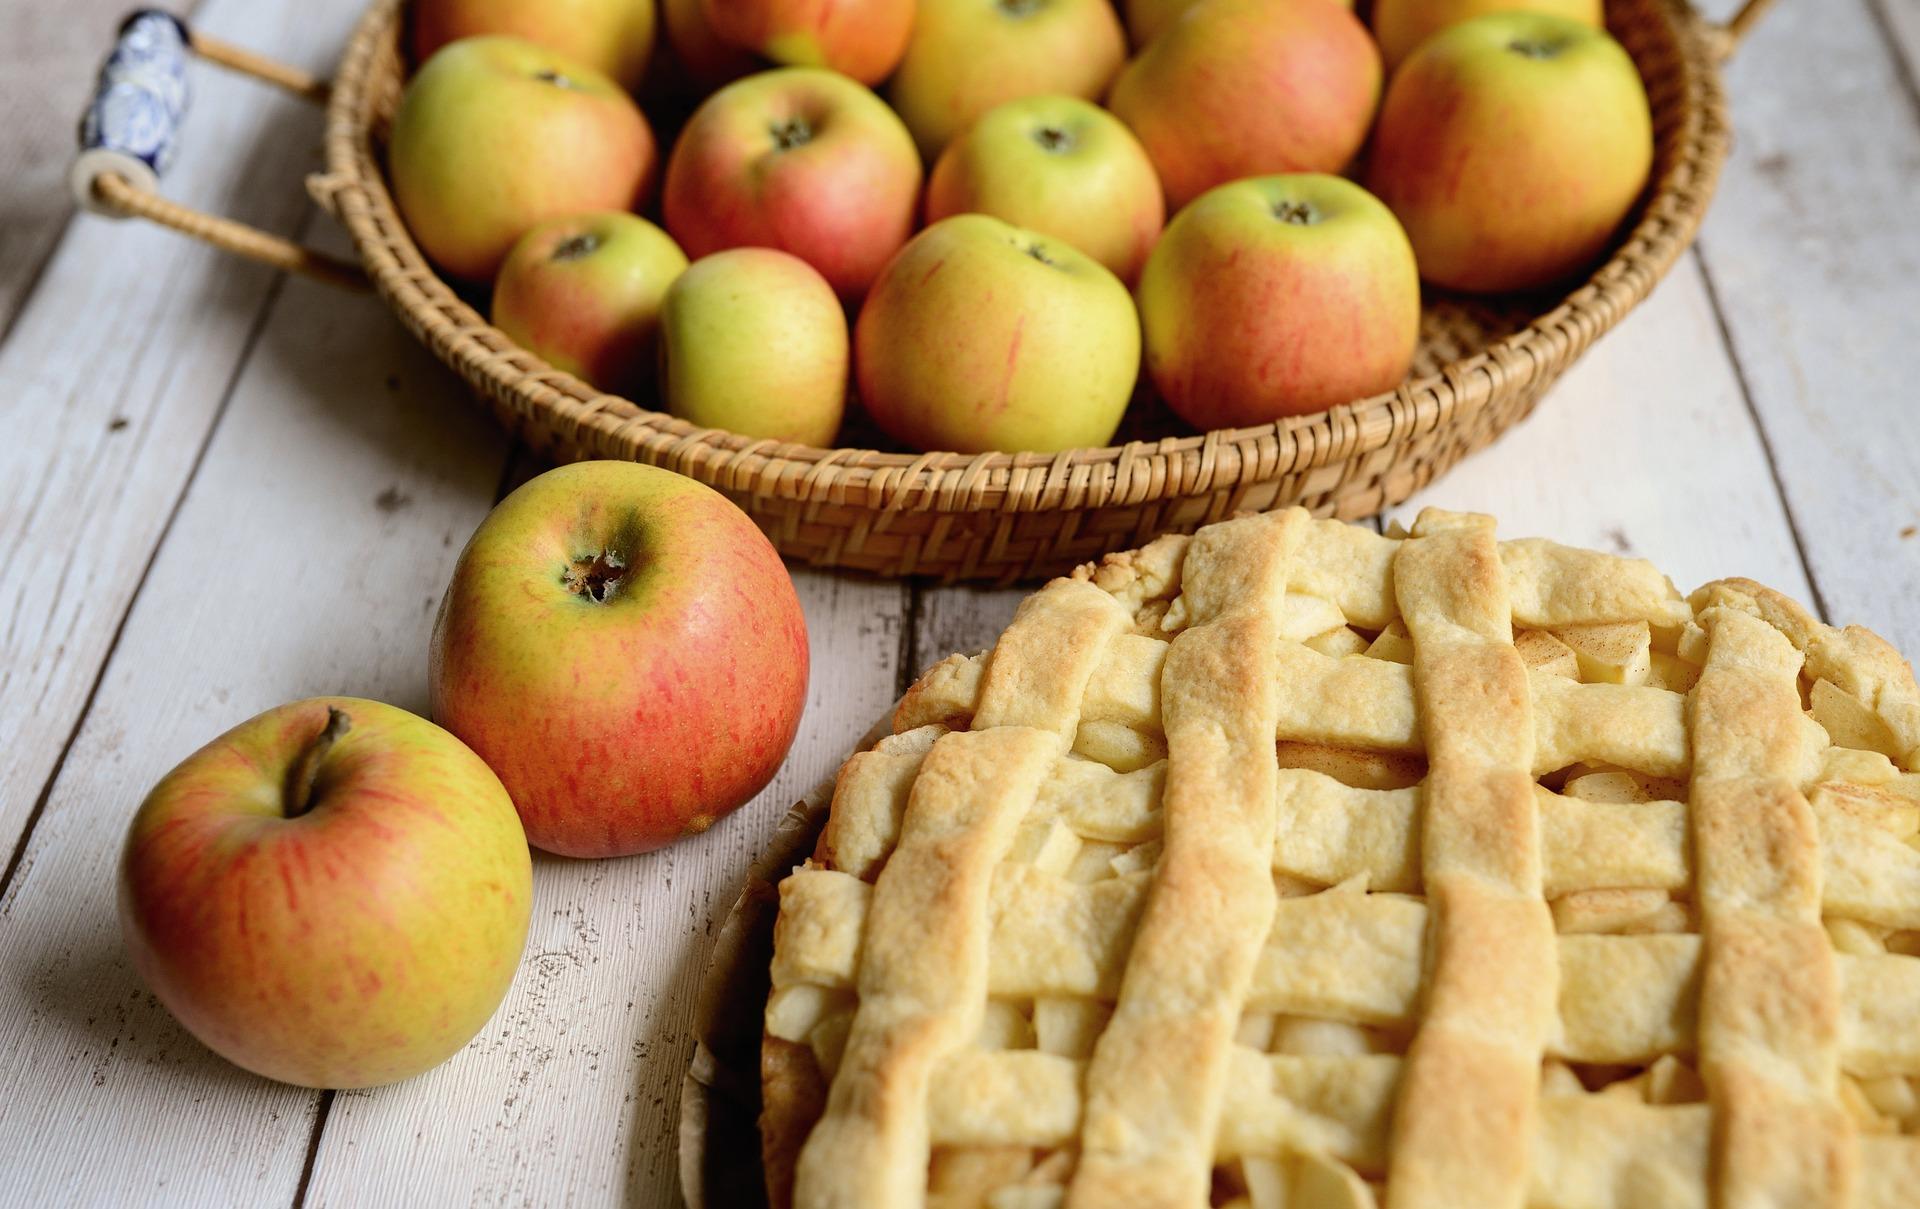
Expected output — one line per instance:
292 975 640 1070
285 706 351 820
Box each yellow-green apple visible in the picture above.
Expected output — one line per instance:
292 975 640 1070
1108 0 1381 210
413 0 658 90
119 698 531 1089
659 249 847 445
701 0 914 84
855 213 1140 453
430 461 808 858
887 0 1126 159
1137 174 1419 427
390 36 656 281
491 212 688 396
662 0 755 86
662 68 921 299
1371 0 1600 71
1365 12 1652 294
926 95 1163 283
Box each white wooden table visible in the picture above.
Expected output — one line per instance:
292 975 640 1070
2 0 1915 1204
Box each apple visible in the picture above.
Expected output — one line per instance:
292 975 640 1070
1122 0 1199 48
701 0 914 84
430 461 809 858
1107 0 1381 211
662 0 755 87
855 213 1141 453
390 36 656 282
1365 12 1652 294
662 67 921 299
887 0 1126 159
1371 0 1600 71
659 249 848 446
491 212 688 396
1136 173 1420 427
119 697 532 1089
412 0 658 91
926 95 1163 284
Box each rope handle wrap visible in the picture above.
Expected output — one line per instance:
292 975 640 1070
71 8 365 289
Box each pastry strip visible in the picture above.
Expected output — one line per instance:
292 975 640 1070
1385 510 1557 1209
1066 509 1305 1207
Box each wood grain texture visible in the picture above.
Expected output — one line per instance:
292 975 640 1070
1392 254 1815 605
301 570 906 1208
0 0 355 852
0 261 507 1203
1692 0 1920 652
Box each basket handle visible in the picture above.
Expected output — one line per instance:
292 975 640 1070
71 10 367 290
1710 0 1775 61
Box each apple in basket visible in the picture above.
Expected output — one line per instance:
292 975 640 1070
119 698 532 1088
659 248 849 446
1136 173 1421 428
1107 0 1381 210
412 0 658 91
389 36 656 282
886 0 1127 159
700 0 915 85
855 214 1141 454
663 67 921 300
430 462 809 858
491 212 688 397
1370 0 1600 71
926 95 1164 284
1365 12 1653 294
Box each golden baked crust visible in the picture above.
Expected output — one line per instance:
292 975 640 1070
761 508 1920 1209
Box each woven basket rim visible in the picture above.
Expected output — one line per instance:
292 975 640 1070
318 0 1730 517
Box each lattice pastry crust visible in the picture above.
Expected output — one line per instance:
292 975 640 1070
761 508 1920 1209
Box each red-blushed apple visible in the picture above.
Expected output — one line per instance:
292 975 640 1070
491 212 688 396
887 0 1126 159
855 213 1141 453
662 67 921 299
1371 0 1600 71
413 0 658 90
430 461 809 858
119 697 532 1089
926 95 1163 283
390 36 656 281
659 248 848 446
662 0 756 87
701 0 914 84
1107 0 1381 210
1136 173 1420 427
1365 12 1652 294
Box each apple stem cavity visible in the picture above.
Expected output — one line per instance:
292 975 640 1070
1273 200 1318 225
552 233 602 261
769 118 814 151
1024 242 1057 266
533 68 580 90
285 706 351 820
564 549 628 603
1507 39 1562 59
1033 126 1075 154
999 0 1045 17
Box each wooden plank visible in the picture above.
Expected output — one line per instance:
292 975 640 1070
301 571 907 1207
0 1 197 337
1390 253 1815 606
0 248 510 1203
906 583 1027 683
1691 0 1920 653
1867 0 1920 90
0 0 355 852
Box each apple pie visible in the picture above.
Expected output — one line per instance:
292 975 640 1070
760 507 1920 1208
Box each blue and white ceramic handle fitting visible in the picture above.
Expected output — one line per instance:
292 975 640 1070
72 9 192 216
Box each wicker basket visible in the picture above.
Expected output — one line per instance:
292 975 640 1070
81 0 1771 581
